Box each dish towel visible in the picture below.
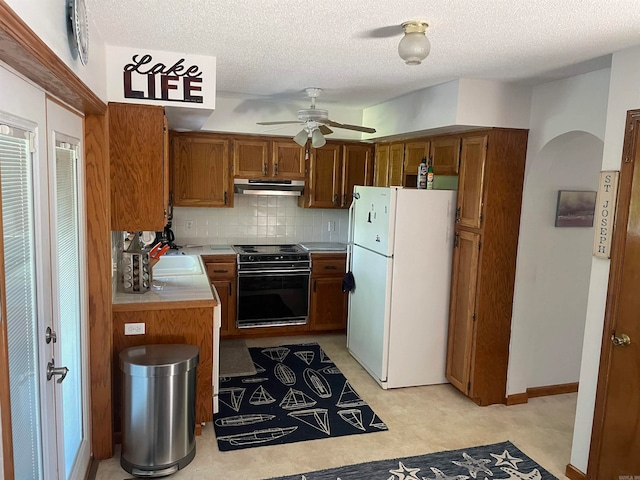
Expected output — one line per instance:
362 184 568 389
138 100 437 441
342 271 355 292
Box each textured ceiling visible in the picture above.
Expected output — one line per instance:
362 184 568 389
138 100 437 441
88 0 640 108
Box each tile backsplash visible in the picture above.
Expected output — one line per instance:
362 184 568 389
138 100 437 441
172 195 349 246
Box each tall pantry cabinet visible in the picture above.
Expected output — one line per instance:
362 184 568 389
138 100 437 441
445 129 528 406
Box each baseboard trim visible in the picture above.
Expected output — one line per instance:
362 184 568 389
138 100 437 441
527 382 579 398
565 463 586 480
506 392 528 405
85 456 99 480
506 382 579 405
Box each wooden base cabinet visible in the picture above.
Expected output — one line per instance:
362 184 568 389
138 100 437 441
445 128 528 406
203 255 237 337
309 253 347 332
112 306 214 434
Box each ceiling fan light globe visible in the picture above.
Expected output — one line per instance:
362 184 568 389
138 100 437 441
398 32 430 65
311 129 326 148
293 129 308 147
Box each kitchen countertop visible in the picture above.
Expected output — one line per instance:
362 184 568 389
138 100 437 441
113 255 217 311
298 242 347 252
180 244 237 256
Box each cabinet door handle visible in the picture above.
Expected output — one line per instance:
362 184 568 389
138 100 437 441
263 163 268 176
274 163 279 176
343 193 347 206
213 269 228 273
224 191 228 205
229 283 232 296
333 194 338 206
324 265 337 270
455 206 461 223
314 280 317 292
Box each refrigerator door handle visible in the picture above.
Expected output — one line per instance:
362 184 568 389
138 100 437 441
347 192 357 273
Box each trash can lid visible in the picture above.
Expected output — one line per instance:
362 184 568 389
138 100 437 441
119 344 200 377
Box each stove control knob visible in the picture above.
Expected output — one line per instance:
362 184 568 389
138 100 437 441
248 255 255 262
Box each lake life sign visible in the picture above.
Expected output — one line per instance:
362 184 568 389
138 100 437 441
107 46 216 109
593 170 619 259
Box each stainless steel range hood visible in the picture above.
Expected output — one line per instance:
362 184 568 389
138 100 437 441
234 179 305 196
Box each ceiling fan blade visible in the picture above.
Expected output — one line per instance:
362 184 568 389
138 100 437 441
325 119 376 134
318 125 333 135
256 121 302 125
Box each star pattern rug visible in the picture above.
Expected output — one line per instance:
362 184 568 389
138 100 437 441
266 441 558 479
214 343 387 451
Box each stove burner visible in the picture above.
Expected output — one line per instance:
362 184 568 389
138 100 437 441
234 244 305 255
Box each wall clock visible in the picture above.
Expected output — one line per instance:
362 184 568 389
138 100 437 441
67 0 89 65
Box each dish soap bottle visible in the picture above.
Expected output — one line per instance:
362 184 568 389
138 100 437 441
417 157 428 189
426 158 434 190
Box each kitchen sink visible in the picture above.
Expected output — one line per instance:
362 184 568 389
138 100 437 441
152 255 203 276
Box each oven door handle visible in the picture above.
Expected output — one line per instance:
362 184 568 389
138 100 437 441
238 269 311 275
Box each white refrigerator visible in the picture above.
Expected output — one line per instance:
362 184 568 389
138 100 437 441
346 186 456 389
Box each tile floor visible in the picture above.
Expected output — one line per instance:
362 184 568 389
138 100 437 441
96 334 575 479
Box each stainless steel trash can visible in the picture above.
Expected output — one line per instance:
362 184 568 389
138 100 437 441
119 344 199 477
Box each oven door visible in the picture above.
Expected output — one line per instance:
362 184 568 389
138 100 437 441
237 269 310 328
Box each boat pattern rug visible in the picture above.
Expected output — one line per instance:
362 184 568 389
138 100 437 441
214 342 387 451
266 440 558 479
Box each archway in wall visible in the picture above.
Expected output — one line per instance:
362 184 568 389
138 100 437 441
508 131 603 397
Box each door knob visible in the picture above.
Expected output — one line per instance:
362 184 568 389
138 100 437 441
611 333 631 347
47 360 69 383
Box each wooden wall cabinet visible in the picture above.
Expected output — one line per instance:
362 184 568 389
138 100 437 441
300 142 343 208
308 253 348 332
445 129 528 406
112 306 214 433
374 144 390 187
430 137 461 175
233 137 305 180
110 102 169 231
373 136 461 189
203 254 237 337
403 141 430 186
172 132 233 207
300 142 373 209
341 143 374 207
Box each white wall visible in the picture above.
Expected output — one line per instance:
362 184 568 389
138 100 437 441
362 80 460 138
362 79 533 139
570 45 640 474
456 79 531 129
5 0 107 101
508 68 610 398
173 196 349 246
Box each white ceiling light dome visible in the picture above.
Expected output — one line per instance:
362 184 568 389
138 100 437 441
398 21 430 66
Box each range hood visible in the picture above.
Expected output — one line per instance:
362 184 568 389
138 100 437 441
234 179 305 196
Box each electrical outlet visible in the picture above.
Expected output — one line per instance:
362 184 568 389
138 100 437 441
124 323 145 335
327 221 335 232
186 220 194 231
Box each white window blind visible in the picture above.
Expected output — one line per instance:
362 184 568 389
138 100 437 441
0 125 43 479
55 142 83 478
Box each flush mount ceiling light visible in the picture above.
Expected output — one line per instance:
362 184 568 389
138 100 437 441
398 21 430 66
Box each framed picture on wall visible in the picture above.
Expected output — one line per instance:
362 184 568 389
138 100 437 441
555 190 597 227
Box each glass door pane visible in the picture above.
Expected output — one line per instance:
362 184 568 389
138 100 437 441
54 142 83 479
0 127 44 480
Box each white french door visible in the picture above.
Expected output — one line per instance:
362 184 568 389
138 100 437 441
0 65 90 480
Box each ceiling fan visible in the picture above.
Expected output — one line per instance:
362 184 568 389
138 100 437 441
256 88 376 148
